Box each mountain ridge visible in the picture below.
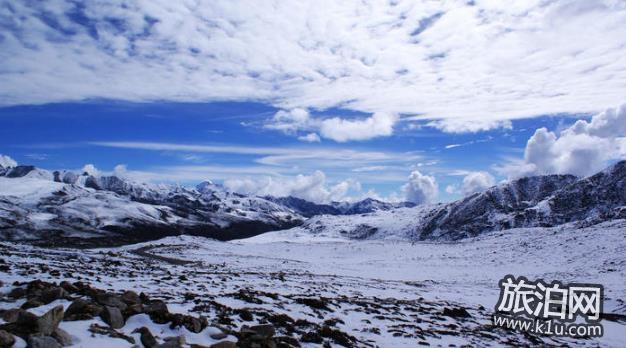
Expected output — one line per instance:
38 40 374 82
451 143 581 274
259 160 626 242
1 160 624 245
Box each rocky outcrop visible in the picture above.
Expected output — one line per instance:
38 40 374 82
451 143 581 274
0 166 303 245
417 160 626 240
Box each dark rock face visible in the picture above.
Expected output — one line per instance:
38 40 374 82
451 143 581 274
340 197 415 215
4 165 36 178
100 306 124 329
264 196 343 217
548 160 626 224
64 299 103 321
0 329 16 348
134 326 158 348
1 167 304 245
417 160 626 240
265 196 415 217
27 335 62 348
0 305 64 340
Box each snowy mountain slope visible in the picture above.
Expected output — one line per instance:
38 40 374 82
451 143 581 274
0 163 303 244
1 159 625 245
265 160 626 241
243 205 435 243
263 196 415 217
419 160 626 240
4 221 624 347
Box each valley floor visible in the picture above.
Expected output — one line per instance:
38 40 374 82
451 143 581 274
1 220 626 347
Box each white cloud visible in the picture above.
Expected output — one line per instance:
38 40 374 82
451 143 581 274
113 164 128 177
266 108 397 142
0 154 18 168
223 170 362 203
82 164 99 176
4 1 626 129
319 112 398 142
445 184 457 194
265 108 311 134
499 103 626 178
401 170 438 204
90 141 420 172
461 171 495 196
297 133 321 143
427 119 512 133
351 166 389 172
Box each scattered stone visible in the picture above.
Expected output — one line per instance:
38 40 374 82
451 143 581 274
319 325 355 347
237 309 253 321
163 335 186 345
158 335 186 348
124 303 144 318
238 324 277 348
301 331 323 343
40 287 69 304
276 336 300 347
144 300 169 324
95 293 128 311
133 326 157 348
21 299 44 310
88 323 135 344
246 324 275 338
209 332 228 340
100 306 125 329
27 335 61 348
7 287 26 299
37 305 65 336
59 281 78 293
295 297 331 311
169 313 206 333
0 330 16 348
267 313 294 327
442 307 471 318
209 341 236 348
121 290 141 305
52 327 73 346
0 308 23 323
64 298 103 321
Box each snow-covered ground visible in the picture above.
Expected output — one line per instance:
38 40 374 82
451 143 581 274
1 220 625 346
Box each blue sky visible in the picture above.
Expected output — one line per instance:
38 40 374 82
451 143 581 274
1 1 625 203
0 100 586 202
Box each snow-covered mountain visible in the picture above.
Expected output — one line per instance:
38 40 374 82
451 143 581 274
264 196 415 217
0 164 303 245
260 160 626 242
2 160 624 245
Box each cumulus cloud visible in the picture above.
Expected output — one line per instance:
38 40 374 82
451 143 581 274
319 112 398 142
461 171 496 196
266 109 397 142
500 104 626 178
3 1 626 129
82 164 99 176
0 154 17 168
401 170 438 205
113 164 128 177
223 171 361 203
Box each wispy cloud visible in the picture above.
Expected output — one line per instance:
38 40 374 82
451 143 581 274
89 140 424 183
89 141 412 164
2 1 626 131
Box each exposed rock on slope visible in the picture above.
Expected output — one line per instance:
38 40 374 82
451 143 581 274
264 196 415 217
270 161 626 241
0 163 302 245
